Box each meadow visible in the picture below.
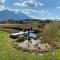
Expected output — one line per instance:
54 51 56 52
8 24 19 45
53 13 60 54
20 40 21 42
0 31 60 60
0 22 60 60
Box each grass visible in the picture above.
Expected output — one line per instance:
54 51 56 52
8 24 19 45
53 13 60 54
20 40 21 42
0 31 60 60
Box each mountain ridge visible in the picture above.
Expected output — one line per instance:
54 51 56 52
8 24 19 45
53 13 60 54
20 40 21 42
0 10 31 20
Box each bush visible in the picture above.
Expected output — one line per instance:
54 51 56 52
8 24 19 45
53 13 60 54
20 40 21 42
41 22 60 47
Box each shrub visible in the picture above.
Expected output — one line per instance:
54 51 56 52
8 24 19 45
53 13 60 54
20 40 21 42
41 22 60 47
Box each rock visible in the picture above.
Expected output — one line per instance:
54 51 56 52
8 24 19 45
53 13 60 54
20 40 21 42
38 43 51 51
16 39 52 53
17 39 40 49
31 39 40 46
44 43 51 50
17 40 29 49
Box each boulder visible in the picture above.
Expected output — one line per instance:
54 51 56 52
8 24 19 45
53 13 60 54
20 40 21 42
38 43 51 51
16 39 52 53
30 39 40 46
17 40 29 49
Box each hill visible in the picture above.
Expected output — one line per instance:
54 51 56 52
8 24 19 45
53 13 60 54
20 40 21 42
0 10 31 20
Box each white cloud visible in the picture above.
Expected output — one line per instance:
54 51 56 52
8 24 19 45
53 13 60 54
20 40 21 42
20 9 51 19
38 3 44 6
6 7 21 14
14 1 35 7
22 9 49 15
4 7 49 18
0 0 6 11
56 6 60 9
14 0 44 7
0 0 5 4
0 5 6 11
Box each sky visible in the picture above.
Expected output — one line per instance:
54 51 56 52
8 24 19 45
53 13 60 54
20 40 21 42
0 0 60 19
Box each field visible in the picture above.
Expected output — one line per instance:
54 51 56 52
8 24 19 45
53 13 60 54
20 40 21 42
0 31 60 60
0 23 60 60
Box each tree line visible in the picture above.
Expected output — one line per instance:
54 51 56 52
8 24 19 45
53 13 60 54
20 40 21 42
0 19 55 24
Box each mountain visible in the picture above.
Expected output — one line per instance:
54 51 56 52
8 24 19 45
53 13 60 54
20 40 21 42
0 10 31 20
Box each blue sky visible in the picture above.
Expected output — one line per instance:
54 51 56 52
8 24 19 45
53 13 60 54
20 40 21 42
0 0 60 19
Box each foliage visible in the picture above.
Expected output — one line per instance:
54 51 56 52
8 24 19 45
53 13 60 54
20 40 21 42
0 19 53 24
41 22 60 47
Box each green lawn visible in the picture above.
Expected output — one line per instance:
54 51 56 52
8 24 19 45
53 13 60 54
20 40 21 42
0 31 60 60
